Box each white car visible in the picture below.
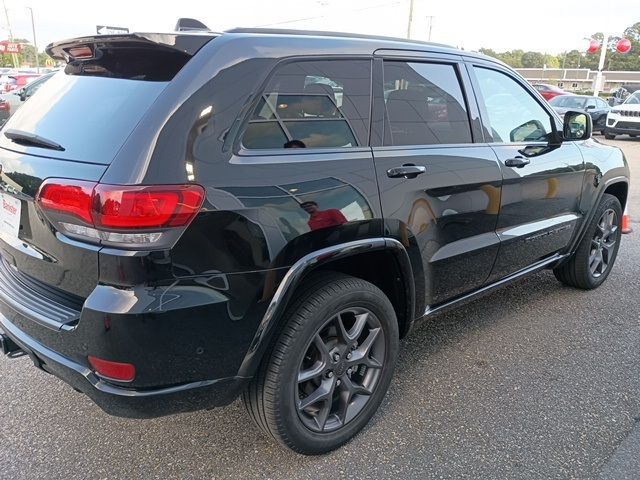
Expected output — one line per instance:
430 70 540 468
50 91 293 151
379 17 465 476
605 90 640 139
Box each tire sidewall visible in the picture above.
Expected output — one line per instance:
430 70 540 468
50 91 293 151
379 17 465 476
271 281 399 454
579 195 622 288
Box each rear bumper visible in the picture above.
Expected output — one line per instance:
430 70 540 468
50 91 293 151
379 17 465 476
0 312 247 418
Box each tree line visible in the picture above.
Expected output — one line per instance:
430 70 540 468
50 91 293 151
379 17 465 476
480 22 640 71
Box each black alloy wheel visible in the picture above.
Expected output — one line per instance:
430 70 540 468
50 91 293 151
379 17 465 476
296 307 386 433
589 208 618 278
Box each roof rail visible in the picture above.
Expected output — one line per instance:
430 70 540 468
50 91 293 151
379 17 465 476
175 18 211 32
224 27 451 48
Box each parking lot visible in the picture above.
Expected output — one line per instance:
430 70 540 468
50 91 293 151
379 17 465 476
0 137 638 480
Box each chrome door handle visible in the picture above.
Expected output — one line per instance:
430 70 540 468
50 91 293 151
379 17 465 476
386 164 427 179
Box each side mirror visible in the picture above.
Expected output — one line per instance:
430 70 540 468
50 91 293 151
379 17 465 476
19 89 26 101
586 104 596 110
563 111 592 141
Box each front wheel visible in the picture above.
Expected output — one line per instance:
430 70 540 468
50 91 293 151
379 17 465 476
604 131 616 140
243 272 399 454
554 194 622 289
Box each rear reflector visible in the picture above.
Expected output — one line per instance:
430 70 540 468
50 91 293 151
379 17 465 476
88 355 135 382
36 180 205 247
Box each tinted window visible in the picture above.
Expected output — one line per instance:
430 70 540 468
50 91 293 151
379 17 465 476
383 62 472 146
586 98 597 108
242 60 371 149
475 67 553 143
596 98 608 109
549 96 587 109
4 72 167 164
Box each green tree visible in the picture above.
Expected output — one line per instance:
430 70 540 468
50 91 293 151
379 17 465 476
521 51 545 67
479 21 640 72
545 55 560 68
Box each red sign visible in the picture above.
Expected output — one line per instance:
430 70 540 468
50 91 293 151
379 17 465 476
0 42 22 54
587 39 599 54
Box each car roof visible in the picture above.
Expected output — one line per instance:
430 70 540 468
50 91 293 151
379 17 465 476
46 27 504 67
222 27 495 61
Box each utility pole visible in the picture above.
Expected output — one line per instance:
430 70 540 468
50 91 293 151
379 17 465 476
593 35 608 97
2 0 17 68
426 15 434 41
26 7 38 73
406 0 414 39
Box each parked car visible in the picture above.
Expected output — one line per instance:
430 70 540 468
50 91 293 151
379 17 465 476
4 72 56 115
0 24 629 455
607 84 640 106
2 74 40 93
548 94 610 132
604 90 640 139
0 96 9 124
532 83 570 101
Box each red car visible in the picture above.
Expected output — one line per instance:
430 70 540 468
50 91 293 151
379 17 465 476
3 74 40 93
532 83 570 101
0 96 9 123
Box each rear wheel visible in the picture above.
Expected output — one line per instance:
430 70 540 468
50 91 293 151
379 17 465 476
554 194 622 289
243 272 399 454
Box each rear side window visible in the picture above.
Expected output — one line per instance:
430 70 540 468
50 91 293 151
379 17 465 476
383 62 472 146
242 59 371 149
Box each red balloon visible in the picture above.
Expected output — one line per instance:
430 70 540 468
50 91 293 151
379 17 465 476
616 38 632 54
587 39 600 54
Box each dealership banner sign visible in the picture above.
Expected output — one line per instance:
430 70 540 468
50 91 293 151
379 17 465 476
0 42 22 54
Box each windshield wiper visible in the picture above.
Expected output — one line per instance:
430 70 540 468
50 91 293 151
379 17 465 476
4 129 65 151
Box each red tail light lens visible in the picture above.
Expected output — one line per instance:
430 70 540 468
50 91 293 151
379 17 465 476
37 180 95 224
36 180 205 247
88 355 135 382
93 184 205 229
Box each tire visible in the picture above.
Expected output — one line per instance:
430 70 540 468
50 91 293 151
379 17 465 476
604 132 616 140
243 272 399 454
554 194 622 289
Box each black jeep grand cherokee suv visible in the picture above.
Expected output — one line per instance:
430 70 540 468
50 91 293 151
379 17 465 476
0 25 629 454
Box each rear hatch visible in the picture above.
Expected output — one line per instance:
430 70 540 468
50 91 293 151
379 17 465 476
0 33 214 311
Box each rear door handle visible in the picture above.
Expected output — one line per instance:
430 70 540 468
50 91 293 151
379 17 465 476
386 164 427 179
504 156 530 168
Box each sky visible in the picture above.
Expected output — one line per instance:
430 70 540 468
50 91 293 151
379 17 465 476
0 0 637 55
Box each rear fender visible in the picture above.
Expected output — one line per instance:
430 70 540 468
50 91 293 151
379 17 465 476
236 237 415 378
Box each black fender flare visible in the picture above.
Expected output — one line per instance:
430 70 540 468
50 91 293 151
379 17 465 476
236 237 415 378
566 175 629 256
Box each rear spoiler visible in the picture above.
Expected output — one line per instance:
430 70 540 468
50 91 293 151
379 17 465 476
46 32 217 62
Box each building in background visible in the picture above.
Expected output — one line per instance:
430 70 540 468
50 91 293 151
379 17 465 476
516 68 640 93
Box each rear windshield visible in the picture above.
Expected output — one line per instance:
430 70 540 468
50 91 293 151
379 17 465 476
2 71 167 164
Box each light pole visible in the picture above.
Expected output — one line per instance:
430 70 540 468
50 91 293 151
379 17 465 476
4 5 40 72
25 7 38 73
593 35 608 98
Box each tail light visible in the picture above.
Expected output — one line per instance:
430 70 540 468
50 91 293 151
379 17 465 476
37 180 205 249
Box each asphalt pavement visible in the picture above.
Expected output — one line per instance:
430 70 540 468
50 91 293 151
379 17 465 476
0 136 638 480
